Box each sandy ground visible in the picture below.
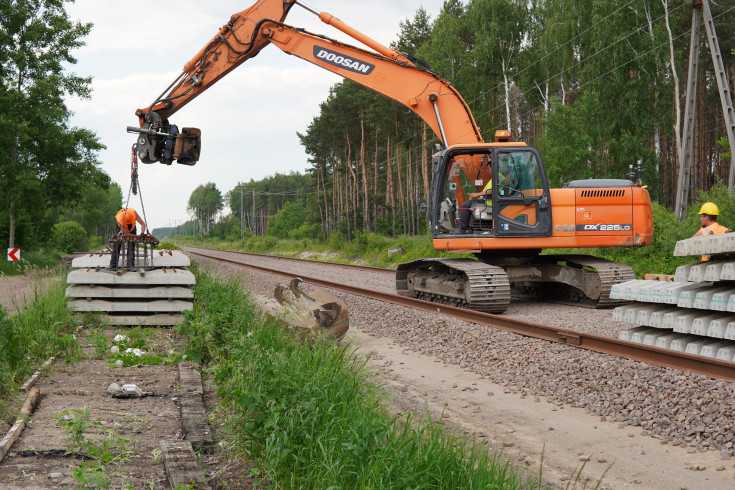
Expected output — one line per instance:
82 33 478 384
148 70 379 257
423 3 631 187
0 272 50 312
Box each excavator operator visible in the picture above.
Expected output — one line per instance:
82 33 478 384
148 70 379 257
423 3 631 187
455 169 508 235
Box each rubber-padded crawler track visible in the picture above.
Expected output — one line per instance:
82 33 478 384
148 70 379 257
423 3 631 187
396 258 511 313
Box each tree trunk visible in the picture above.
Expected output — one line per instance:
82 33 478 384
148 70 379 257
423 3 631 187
422 124 430 228
397 144 406 234
321 163 330 235
407 145 415 235
662 0 682 158
502 58 512 136
331 159 338 233
346 135 358 236
374 127 379 226
344 141 352 241
360 110 370 231
386 136 395 235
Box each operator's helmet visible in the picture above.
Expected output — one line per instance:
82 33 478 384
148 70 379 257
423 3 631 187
698 202 719 216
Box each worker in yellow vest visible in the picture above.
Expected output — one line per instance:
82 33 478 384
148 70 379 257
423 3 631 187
455 171 508 235
692 202 731 261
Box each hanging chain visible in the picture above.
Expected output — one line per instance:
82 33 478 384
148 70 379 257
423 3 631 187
131 145 139 195
120 146 136 236
121 146 151 234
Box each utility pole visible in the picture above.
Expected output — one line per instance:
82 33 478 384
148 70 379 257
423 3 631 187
674 1 702 221
701 0 735 194
240 185 244 239
675 0 735 221
252 187 256 235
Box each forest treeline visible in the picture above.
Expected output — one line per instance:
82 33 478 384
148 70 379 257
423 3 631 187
176 0 735 242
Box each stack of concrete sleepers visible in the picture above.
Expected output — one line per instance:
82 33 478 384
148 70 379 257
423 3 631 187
610 233 735 363
65 249 194 326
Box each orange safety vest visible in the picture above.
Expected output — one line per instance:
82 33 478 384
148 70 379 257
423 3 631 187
115 209 137 229
694 222 731 237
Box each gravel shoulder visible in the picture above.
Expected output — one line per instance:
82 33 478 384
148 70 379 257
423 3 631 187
344 324 734 489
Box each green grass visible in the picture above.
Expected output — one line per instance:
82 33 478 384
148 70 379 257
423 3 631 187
0 272 80 422
179 266 541 488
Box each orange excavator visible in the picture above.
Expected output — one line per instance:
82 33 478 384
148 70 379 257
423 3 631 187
129 0 653 313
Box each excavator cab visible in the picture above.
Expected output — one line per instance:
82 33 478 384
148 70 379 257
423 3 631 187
433 146 552 238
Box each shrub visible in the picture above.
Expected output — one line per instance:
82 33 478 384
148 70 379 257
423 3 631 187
87 236 103 252
52 221 88 253
268 201 307 239
325 230 345 250
290 223 323 241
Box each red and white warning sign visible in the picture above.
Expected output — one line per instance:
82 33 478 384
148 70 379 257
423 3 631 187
7 248 20 262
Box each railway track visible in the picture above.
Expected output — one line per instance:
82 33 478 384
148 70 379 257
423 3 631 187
187 246 735 381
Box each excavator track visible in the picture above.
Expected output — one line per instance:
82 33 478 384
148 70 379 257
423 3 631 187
576 256 637 308
507 255 635 309
396 258 511 314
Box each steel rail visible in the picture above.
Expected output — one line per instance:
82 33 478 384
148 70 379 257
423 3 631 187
188 248 735 381
186 246 394 275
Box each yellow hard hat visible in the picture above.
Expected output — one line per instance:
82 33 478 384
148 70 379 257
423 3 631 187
699 202 719 216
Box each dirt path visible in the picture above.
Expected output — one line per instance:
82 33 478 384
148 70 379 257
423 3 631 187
0 329 183 489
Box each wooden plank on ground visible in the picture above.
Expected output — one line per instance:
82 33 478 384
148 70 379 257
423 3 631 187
0 388 40 463
162 441 210 489
178 362 213 451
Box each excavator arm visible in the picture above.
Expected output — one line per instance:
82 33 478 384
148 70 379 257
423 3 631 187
129 0 483 166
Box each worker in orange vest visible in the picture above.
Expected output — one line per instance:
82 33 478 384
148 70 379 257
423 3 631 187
692 202 730 237
110 208 146 269
692 202 731 261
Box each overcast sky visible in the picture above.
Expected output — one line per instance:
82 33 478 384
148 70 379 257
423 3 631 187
64 0 447 230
